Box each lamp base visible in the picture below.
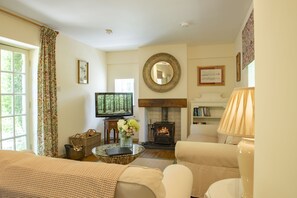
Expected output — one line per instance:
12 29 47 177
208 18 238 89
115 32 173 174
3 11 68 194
237 138 254 198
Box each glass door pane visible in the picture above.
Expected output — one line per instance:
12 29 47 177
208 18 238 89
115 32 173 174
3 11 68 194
0 45 29 151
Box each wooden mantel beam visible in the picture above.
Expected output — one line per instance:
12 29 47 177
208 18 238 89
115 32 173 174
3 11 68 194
138 98 187 108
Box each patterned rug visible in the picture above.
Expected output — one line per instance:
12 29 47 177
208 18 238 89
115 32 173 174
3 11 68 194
129 157 174 171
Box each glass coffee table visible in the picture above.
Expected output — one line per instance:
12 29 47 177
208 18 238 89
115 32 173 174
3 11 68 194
92 143 145 165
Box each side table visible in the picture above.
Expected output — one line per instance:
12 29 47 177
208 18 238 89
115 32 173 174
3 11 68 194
204 178 242 198
104 118 120 144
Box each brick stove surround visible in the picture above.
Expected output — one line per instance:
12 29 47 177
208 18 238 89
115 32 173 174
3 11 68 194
138 98 187 143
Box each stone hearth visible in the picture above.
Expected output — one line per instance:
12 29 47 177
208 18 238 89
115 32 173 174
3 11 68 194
138 98 187 144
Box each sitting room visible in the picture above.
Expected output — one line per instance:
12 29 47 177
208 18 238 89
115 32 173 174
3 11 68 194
0 0 296 198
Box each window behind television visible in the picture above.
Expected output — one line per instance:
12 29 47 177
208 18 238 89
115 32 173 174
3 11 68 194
95 92 133 118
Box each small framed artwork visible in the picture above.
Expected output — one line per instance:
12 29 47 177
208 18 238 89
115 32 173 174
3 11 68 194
78 60 89 84
236 52 241 82
197 65 225 86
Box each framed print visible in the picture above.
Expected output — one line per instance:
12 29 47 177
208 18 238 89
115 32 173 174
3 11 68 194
78 60 89 84
197 65 225 86
236 52 241 82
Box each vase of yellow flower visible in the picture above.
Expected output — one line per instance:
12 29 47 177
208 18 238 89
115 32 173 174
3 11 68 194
117 118 140 148
120 136 133 148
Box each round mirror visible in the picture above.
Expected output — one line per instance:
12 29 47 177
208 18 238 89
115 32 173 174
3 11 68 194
143 53 181 92
150 61 174 85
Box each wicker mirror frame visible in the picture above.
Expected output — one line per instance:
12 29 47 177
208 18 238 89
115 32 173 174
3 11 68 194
143 53 181 92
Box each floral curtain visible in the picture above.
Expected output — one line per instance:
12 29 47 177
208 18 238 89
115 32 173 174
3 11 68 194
37 26 58 157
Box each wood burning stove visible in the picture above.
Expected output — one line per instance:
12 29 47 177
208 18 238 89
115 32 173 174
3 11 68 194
150 107 175 145
152 121 175 145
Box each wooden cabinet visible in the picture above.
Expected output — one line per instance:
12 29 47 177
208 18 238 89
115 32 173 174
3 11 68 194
104 118 120 144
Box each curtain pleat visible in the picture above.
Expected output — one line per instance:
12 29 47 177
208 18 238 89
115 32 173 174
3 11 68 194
37 26 58 157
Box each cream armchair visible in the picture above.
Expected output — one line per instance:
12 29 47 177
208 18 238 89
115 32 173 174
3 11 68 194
175 124 240 198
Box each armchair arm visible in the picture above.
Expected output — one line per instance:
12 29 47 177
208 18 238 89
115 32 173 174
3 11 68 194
175 141 238 168
175 141 240 197
162 164 193 198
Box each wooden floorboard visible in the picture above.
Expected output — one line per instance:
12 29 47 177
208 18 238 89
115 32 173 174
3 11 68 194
140 149 175 160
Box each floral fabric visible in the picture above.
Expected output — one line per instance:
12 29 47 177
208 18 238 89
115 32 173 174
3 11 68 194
37 26 58 157
242 10 254 69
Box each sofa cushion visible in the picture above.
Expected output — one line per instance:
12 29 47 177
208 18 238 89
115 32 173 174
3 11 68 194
175 141 239 168
117 166 166 198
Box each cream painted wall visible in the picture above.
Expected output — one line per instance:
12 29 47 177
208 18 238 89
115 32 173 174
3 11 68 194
106 50 138 93
234 4 254 88
138 44 188 142
187 44 236 134
56 34 107 155
107 44 242 142
0 10 107 155
254 0 297 197
106 44 188 142
187 44 236 100
106 50 139 138
138 44 188 99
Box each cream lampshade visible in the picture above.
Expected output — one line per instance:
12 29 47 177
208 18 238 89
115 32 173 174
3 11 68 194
217 87 255 198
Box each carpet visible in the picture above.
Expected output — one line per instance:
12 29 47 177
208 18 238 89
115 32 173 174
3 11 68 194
129 157 174 171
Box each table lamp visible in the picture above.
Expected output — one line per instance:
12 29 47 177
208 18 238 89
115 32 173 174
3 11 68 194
217 87 255 198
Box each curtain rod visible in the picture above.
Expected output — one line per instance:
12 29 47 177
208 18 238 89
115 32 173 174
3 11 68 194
0 8 59 34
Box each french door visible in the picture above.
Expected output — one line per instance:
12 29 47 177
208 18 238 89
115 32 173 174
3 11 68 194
0 44 29 151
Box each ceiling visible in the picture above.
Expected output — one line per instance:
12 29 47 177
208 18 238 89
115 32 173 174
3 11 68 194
0 0 252 52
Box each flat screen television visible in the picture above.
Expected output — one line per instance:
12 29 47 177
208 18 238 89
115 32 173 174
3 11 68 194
95 92 133 118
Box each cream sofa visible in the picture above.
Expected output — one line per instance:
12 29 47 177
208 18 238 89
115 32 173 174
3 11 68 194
0 150 193 198
175 124 240 198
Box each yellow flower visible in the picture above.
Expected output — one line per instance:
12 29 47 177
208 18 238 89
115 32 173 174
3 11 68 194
117 119 126 129
117 118 140 138
127 119 140 132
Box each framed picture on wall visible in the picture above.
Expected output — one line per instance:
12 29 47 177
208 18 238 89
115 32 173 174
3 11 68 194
78 60 89 84
197 65 225 86
236 52 241 82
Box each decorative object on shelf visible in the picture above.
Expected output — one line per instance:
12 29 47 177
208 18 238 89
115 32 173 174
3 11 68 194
143 53 181 92
78 60 89 84
197 65 225 86
217 87 255 198
236 52 241 82
117 119 140 147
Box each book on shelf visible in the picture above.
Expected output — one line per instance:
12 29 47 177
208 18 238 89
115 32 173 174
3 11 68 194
203 107 211 116
193 121 207 125
193 107 211 117
193 107 201 116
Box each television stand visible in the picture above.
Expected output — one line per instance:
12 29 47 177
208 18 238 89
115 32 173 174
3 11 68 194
104 118 120 144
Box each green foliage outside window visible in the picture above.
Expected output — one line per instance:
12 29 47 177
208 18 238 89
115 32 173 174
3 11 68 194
0 49 27 151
